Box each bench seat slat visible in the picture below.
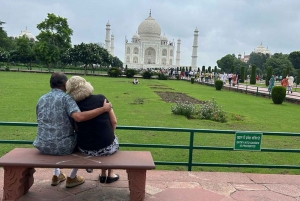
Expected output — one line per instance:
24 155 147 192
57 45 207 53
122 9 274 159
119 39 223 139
0 148 155 170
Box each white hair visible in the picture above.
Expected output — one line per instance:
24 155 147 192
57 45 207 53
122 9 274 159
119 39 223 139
66 76 94 102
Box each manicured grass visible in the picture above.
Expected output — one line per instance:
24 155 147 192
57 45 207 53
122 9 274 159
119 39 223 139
1 71 300 174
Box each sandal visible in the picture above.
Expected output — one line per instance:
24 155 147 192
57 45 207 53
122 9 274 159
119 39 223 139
106 174 119 183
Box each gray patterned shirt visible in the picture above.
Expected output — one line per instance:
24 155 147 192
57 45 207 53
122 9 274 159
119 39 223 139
33 88 80 155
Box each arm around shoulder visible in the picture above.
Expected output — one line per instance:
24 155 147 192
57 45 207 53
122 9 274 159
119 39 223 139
72 107 110 122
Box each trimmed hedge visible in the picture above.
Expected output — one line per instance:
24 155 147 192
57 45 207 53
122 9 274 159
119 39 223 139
107 67 122 77
215 80 223 90
124 69 136 78
271 86 286 104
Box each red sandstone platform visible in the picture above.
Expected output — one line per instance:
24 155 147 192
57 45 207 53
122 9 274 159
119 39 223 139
1 168 300 201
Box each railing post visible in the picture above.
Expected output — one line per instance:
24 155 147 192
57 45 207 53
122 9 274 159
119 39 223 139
246 85 248 94
188 131 194 171
256 87 258 96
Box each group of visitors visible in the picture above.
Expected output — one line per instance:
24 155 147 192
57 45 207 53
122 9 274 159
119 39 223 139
34 72 119 188
218 73 239 86
280 75 294 94
268 74 295 94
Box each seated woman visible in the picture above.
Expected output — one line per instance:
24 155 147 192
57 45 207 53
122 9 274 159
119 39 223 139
66 76 119 184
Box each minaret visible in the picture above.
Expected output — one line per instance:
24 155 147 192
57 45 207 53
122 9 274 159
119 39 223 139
110 34 114 56
191 27 199 69
176 39 181 66
105 21 111 54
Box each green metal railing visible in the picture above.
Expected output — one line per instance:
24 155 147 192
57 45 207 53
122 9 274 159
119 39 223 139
1 121 300 171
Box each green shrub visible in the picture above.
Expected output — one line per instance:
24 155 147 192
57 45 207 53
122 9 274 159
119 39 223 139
157 73 168 80
215 80 223 90
199 98 227 122
191 77 195 84
107 67 122 77
171 101 200 119
271 86 286 104
124 69 136 78
142 70 153 79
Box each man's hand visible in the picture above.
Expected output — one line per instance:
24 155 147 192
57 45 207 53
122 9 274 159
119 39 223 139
103 99 112 112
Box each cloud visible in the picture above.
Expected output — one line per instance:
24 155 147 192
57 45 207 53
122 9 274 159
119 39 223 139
1 0 299 67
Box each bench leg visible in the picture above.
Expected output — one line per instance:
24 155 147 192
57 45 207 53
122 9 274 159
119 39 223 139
2 167 35 201
126 169 146 201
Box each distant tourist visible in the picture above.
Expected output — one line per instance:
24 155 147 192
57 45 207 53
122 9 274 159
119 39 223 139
268 75 275 93
280 77 288 90
133 78 139 84
286 75 294 94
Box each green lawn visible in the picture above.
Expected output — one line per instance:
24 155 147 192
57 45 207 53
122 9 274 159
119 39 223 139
1 71 300 174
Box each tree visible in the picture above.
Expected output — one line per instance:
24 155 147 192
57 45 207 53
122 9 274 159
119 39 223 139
14 37 35 69
72 43 113 74
266 66 273 86
34 41 59 70
35 13 73 69
297 70 300 85
263 53 293 77
247 52 269 75
0 47 9 64
217 54 235 73
0 20 14 51
288 51 300 70
208 66 211 73
111 56 123 68
201 66 205 73
240 66 245 83
233 59 247 74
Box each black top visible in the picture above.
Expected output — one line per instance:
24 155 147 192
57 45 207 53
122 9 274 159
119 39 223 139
76 94 115 150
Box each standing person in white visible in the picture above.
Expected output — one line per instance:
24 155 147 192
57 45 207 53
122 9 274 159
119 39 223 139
286 75 294 94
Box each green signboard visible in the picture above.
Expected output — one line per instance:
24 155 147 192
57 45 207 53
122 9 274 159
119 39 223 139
234 132 262 151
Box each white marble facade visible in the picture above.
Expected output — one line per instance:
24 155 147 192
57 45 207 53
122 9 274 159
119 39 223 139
124 12 176 69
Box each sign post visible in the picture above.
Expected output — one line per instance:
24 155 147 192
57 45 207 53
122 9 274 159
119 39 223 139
234 132 262 151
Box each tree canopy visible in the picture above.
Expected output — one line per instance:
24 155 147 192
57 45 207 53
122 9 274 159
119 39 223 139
288 51 300 70
247 52 270 75
35 13 73 69
263 53 293 76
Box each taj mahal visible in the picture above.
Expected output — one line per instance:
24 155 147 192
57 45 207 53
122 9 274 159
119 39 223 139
104 11 199 69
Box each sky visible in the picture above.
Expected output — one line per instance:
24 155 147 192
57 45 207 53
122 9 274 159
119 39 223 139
1 0 300 67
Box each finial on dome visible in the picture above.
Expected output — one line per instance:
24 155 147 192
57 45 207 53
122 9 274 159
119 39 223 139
260 42 262 45
149 9 151 17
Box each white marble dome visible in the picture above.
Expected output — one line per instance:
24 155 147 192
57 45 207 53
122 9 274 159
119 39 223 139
18 29 35 41
254 43 271 55
160 34 168 41
138 16 161 38
132 32 140 39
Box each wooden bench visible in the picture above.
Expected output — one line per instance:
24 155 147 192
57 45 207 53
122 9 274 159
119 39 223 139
0 148 155 201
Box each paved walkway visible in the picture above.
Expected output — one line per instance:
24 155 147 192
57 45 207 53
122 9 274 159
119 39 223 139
1 168 300 201
194 79 300 104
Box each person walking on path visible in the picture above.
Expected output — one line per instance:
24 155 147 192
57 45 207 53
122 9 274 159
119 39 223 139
286 75 294 94
268 75 275 93
34 72 112 188
281 77 288 91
